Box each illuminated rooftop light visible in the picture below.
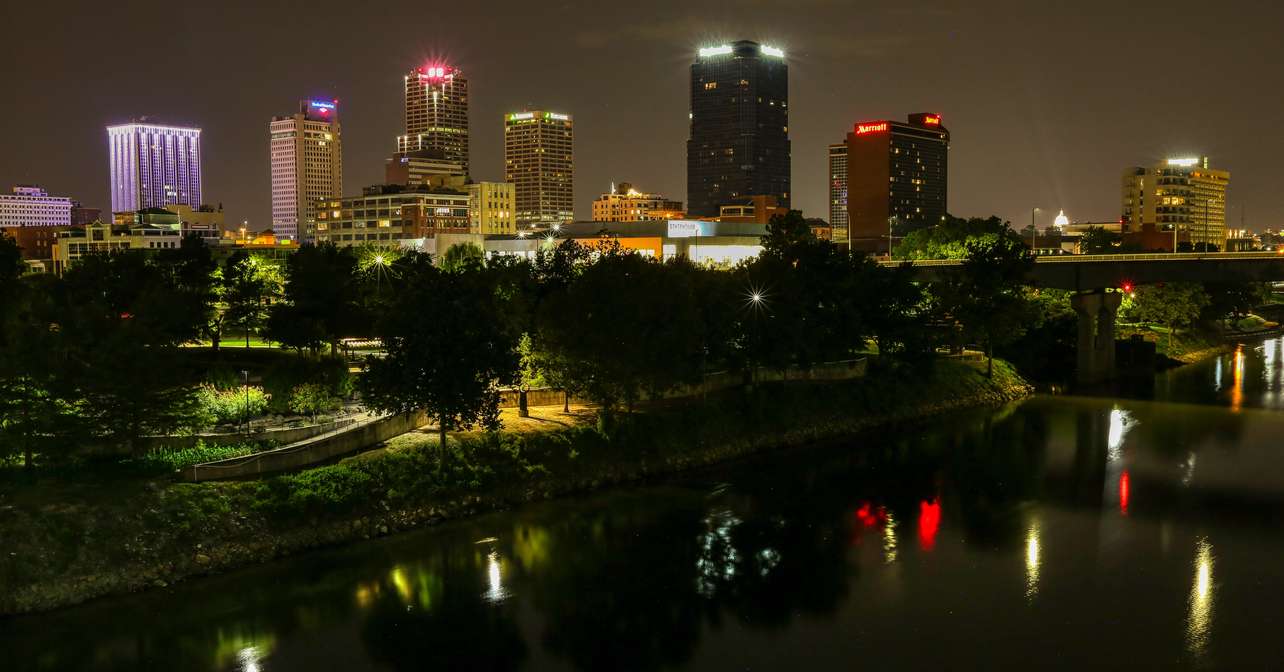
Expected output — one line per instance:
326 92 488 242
1167 157 1201 167
761 45 785 58
699 45 733 58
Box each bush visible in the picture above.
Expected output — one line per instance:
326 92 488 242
262 357 353 414
289 383 342 417
126 441 259 473
195 385 271 427
252 463 375 514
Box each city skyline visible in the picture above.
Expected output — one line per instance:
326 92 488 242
2 1 1281 231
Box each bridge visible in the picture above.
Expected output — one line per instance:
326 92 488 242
880 252 1284 384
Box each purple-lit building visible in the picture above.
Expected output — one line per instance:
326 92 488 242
107 122 202 213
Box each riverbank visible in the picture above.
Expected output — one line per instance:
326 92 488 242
0 359 1030 617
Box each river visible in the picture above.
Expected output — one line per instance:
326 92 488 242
6 338 1284 670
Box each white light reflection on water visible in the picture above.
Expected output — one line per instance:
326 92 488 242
882 511 898 564
696 509 741 597
485 551 507 603
1024 521 1041 602
1186 538 1215 661
237 646 264 672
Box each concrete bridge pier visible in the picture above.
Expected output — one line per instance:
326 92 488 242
1071 290 1123 384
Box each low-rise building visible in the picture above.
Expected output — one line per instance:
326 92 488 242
468 182 516 235
314 184 470 248
592 183 684 222
112 205 225 242
0 185 73 228
53 222 182 273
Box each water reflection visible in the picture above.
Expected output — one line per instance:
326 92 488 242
1024 520 1041 602
1231 346 1245 413
1186 538 1215 661
11 388 1284 670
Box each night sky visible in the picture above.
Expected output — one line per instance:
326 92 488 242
3 0 1282 231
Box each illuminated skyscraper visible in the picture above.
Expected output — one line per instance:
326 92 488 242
398 65 470 177
843 113 949 253
1122 157 1229 250
687 40 790 218
270 99 343 241
107 121 202 213
504 110 573 227
828 143 848 243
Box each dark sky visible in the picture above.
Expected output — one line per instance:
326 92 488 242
3 0 1282 231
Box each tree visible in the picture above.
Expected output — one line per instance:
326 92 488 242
1125 282 1211 350
1078 226 1121 255
940 236 1037 377
893 215 1019 260
360 254 519 455
267 243 367 354
440 242 485 272
537 251 705 416
1203 281 1271 322
52 251 205 448
863 263 934 366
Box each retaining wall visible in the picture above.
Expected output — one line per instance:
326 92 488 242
183 411 425 482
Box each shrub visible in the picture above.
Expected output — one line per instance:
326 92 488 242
289 383 342 418
263 357 353 414
196 385 271 427
127 441 258 473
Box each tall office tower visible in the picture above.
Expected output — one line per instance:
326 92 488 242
398 64 470 177
843 113 950 253
1122 157 1229 250
827 144 848 243
687 40 789 218
504 110 574 228
107 121 202 213
270 99 343 241
0 185 73 227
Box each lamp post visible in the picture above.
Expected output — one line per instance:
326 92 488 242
887 215 899 259
1031 207 1041 255
241 370 250 434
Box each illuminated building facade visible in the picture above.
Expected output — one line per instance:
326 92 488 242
827 144 848 242
107 121 202 213
0 185 72 227
687 40 789 218
313 184 469 248
385 149 466 188
398 65 469 177
843 113 949 253
468 182 516 235
504 110 574 228
1122 157 1229 250
270 100 343 241
592 183 683 222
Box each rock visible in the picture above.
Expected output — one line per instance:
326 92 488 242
194 553 211 565
153 579 168 588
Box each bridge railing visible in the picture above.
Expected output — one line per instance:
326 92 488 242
878 251 1284 267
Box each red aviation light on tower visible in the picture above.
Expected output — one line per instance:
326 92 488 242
855 121 889 135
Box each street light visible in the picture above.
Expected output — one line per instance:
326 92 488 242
241 370 250 434
1031 207 1041 255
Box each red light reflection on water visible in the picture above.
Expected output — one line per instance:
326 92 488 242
918 499 941 551
1120 471 1131 516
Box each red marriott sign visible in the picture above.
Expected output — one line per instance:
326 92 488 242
855 122 889 135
